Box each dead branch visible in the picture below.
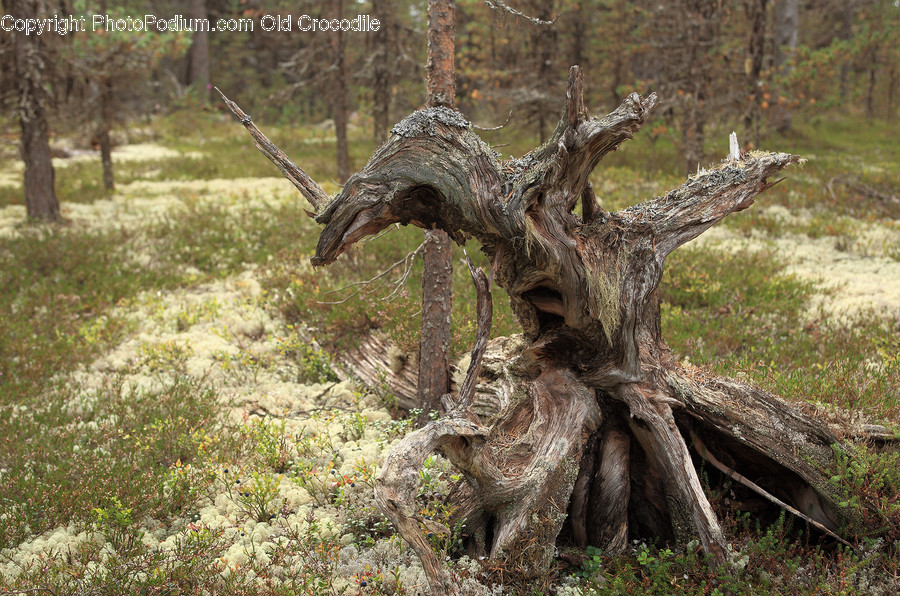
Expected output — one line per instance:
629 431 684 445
689 429 853 548
826 176 899 206
215 87 329 212
448 254 492 413
318 241 426 305
483 0 556 25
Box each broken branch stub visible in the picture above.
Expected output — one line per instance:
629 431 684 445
216 87 329 212
226 65 880 594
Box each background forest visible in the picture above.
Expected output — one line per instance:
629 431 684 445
1 1 899 595
1 0 899 189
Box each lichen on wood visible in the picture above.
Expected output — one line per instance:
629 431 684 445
391 106 470 138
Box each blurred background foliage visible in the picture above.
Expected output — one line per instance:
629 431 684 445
0 0 897 177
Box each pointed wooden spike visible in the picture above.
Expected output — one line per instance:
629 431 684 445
729 131 740 161
215 87 329 213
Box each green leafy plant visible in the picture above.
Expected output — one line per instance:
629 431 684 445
276 325 340 384
828 444 900 541
92 496 142 553
224 469 283 523
246 417 292 473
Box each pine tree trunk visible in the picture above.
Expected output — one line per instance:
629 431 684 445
532 0 555 142
372 0 391 144
332 0 351 183
9 0 59 221
838 5 855 103
425 0 456 108
773 0 799 132
867 47 879 119
417 0 456 422
888 65 897 123
743 0 767 149
98 78 115 191
19 101 58 221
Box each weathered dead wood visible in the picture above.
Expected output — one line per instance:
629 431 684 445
618 380 728 564
226 65 890 595
305 65 854 590
689 429 852 547
450 256 493 413
216 87 328 211
375 257 494 594
331 332 420 411
374 415 488 596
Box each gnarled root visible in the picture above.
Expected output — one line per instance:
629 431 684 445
374 260 603 594
374 416 489 595
374 360 602 594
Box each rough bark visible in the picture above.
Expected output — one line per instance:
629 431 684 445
426 0 456 109
332 0 351 183
371 0 391 144
417 0 456 423
743 0 767 148
18 97 58 221
7 0 59 221
224 66 884 595
418 228 453 422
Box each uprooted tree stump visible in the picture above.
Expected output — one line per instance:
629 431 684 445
220 66 888 594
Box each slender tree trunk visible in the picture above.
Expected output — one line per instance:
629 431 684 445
426 0 456 108
570 0 586 70
888 64 897 123
417 0 456 423
19 101 58 221
372 0 391 144
98 78 114 191
680 0 719 176
773 0 799 68
683 96 705 177
8 0 59 221
189 0 210 104
332 0 351 183
866 46 879 119
838 4 855 103
96 0 114 192
743 0 767 149
773 0 799 131
532 0 555 142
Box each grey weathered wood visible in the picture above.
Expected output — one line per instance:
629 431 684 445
228 66 888 594
216 87 329 212
308 65 846 590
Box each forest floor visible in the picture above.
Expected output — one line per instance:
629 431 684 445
0 109 898 594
